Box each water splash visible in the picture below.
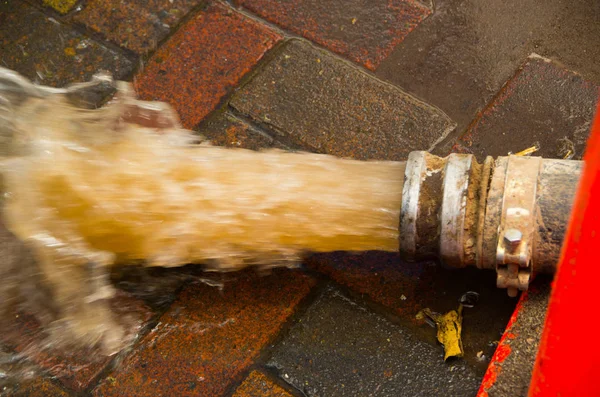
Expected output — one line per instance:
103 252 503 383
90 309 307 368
0 67 404 356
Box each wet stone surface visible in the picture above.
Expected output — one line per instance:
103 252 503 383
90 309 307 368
232 370 294 397
134 2 281 129
74 0 206 54
306 252 516 376
231 40 456 161
0 1 133 87
376 0 600 150
480 278 551 397
4 378 71 397
453 56 599 160
94 269 316 397
235 0 431 70
0 292 152 392
200 112 291 151
267 286 481 396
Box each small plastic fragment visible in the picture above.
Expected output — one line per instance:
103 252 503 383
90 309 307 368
459 291 480 308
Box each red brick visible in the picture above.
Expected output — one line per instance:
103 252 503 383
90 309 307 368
73 0 204 54
134 3 282 129
12 379 71 397
0 291 152 392
93 269 315 397
232 370 293 397
453 55 599 160
0 1 133 88
235 0 431 70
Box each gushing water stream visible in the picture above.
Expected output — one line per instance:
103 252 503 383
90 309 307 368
1 88 405 271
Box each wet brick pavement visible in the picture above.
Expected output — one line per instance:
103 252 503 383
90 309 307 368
133 2 281 128
0 0 599 396
453 55 599 160
93 270 315 397
74 0 205 54
0 292 152 392
306 252 516 376
234 0 431 70
10 379 70 397
232 371 293 397
201 112 290 151
478 278 551 397
0 1 133 87
376 0 600 152
267 286 480 396
231 39 456 161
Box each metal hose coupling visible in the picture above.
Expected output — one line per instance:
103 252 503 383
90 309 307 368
399 152 582 297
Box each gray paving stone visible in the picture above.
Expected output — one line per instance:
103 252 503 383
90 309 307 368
376 0 600 150
267 286 480 397
230 39 456 161
454 56 599 160
0 1 133 88
200 112 291 151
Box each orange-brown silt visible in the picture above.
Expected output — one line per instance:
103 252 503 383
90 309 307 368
1 88 405 272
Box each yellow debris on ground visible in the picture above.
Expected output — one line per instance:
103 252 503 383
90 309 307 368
43 0 78 14
513 142 540 156
417 306 464 361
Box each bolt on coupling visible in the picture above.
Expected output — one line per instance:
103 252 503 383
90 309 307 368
399 151 582 296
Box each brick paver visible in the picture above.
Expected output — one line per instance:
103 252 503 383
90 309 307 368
0 1 133 87
202 113 289 150
0 292 152 392
306 253 516 374
93 270 316 397
376 0 600 144
11 379 71 397
231 39 456 161
235 0 431 70
267 286 481 396
453 55 599 160
232 371 294 397
74 0 204 54
134 2 282 129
